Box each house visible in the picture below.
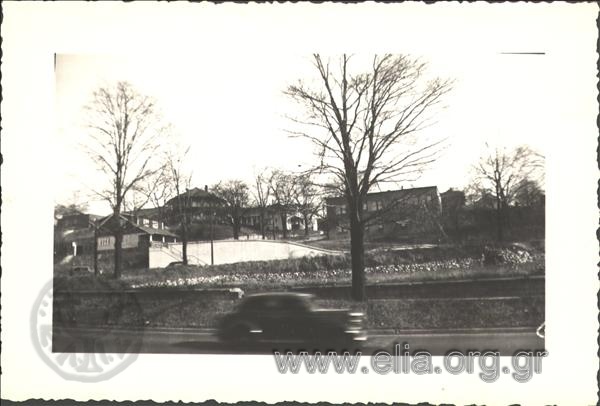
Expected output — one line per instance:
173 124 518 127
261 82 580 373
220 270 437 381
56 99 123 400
325 186 443 241
93 213 178 270
55 211 103 230
54 211 103 260
440 188 466 214
97 213 177 248
164 186 225 224
440 188 467 235
240 205 318 234
54 211 178 271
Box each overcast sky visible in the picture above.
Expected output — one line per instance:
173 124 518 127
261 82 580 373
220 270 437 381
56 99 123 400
52 3 595 215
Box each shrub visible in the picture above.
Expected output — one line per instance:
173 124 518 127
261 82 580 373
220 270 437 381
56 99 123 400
483 246 534 266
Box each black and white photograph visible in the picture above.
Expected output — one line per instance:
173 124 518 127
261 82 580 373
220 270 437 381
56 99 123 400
51 51 547 358
2 2 598 405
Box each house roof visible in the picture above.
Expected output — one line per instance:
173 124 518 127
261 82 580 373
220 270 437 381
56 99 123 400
135 224 178 237
325 186 438 204
186 187 213 197
166 187 225 206
56 211 104 222
122 207 161 219
59 228 95 242
88 214 104 222
440 188 465 197
97 213 178 237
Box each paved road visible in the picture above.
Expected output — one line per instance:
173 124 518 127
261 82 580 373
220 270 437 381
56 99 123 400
53 326 544 356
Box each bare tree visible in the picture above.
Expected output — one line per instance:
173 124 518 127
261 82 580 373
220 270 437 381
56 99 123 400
166 147 193 265
292 173 321 237
85 81 167 278
212 180 250 240
146 164 175 222
269 170 297 239
471 145 544 241
251 169 272 240
285 54 452 300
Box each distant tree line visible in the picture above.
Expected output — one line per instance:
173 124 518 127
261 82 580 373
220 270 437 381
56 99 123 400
442 145 545 242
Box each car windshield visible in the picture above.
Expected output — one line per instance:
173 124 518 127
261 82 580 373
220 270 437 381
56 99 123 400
240 295 314 312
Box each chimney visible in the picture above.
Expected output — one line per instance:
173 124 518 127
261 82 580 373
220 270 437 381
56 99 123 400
204 185 208 192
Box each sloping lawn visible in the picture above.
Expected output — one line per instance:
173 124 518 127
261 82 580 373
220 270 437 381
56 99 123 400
55 243 544 291
136 243 542 289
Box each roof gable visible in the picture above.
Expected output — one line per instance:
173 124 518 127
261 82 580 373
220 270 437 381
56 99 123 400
97 213 177 237
325 186 438 204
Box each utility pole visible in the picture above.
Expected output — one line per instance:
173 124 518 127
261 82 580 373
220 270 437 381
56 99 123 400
210 212 214 265
93 219 99 276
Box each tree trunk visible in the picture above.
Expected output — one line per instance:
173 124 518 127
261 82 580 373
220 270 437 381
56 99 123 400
304 215 310 237
495 200 504 242
281 212 287 239
260 211 266 239
233 217 240 240
113 230 123 279
350 212 366 301
181 222 188 265
503 202 510 234
93 222 99 277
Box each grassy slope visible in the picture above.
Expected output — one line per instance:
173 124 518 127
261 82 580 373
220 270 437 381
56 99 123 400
118 243 544 290
54 243 545 329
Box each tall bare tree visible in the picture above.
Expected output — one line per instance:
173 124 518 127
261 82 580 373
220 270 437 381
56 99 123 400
269 170 297 239
166 147 193 265
251 169 272 240
292 173 321 237
285 54 452 301
146 164 175 222
212 180 250 240
471 145 544 241
85 81 167 278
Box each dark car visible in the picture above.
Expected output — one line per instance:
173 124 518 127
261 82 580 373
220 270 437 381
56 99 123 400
216 292 366 348
165 261 184 269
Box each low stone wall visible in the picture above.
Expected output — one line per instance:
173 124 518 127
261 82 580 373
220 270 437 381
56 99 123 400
53 277 544 330
290 276 545 300
53 288 243 328
53 291 543 330
365 296 544 329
